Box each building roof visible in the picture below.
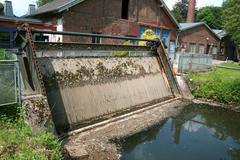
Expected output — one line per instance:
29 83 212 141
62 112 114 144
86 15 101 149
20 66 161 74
180 22 221 39
212 29 226 39
28 0 179 28
0 15 53 24
179 22 203 30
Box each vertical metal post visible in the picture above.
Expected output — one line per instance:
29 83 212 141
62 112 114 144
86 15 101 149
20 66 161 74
14 61 17 104
17 61 21 104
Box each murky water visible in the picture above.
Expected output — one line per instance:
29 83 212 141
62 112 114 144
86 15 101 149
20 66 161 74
119 104 240 160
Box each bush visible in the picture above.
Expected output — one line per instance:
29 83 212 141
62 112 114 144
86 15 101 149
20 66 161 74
0 105 63 160
0 49 14 60
188 66 240 105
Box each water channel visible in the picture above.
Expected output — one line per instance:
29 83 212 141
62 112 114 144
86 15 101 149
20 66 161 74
119 104 240 160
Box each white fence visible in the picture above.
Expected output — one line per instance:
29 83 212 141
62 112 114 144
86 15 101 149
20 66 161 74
177 53 213 73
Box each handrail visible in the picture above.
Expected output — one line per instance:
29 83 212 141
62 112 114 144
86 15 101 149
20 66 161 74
23 29 158 42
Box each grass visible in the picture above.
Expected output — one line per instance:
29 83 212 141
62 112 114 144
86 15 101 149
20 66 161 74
188 63 240 105
221 63 240 68
0 105 63 160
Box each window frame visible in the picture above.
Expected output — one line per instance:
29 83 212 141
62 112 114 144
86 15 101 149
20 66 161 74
0 28 15 49
189 43 196 53
121 0 129 20
198 44 205 55
92 32 102 44
212 46 218 55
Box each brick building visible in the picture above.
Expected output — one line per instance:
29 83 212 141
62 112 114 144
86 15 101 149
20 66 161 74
178 22 221 59
27 0 179 54
0 1 56 49
213 30 238 61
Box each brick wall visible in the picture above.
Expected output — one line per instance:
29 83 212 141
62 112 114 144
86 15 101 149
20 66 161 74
59 0 178 43
179 25 220 57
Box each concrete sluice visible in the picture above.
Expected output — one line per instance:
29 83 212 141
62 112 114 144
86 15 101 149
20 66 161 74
16 28 182 133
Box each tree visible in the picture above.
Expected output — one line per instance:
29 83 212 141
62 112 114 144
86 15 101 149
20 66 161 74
223 0 240 47
171 0 189 23
196 6 223 29
36 0 53 7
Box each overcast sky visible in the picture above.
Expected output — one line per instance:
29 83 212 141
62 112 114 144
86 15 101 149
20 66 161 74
0 0 224 16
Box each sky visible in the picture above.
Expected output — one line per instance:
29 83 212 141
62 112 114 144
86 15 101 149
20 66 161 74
0 0 224 16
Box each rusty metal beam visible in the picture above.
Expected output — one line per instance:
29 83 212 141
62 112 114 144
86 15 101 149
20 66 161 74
34 42 152 51
28 29 158 42
156 41 181 97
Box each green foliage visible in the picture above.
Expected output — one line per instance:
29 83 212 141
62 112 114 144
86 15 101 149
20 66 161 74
0 105 63 160
36 0 53 7
171 0 189 23
112 40 133 57
222 63 240 68
188 63 240 105
223 0 240 47
0 49 14 60
196 6 223 29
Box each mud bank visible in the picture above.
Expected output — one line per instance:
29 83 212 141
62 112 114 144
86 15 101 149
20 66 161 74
193 98 240 113
63 99 190 160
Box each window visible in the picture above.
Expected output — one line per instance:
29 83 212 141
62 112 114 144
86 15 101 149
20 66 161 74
212 46 218 55
189 43 196 53
198 44 205 54
169 41 175 54
0 32 10 48
92 32 102 44
162 30 170 49
35 34 49 42
121 0 129 19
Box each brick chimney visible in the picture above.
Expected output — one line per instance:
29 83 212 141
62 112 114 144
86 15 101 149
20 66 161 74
28 4 36 15
4 0 14 17
0 2 4 15
186 0 196 23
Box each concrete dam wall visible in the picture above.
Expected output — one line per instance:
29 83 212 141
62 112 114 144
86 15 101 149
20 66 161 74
16 28 181 133
37 56 173 131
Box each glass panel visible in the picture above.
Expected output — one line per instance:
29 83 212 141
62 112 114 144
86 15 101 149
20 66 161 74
0 32 10 48
92 32 102 44
190 43 196 53
162 30 169 49
198 45 205 54
212 47 217 55
169 41 175 54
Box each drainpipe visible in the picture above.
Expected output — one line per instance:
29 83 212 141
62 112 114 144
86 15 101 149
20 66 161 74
175 29 181 60
136 0 139 22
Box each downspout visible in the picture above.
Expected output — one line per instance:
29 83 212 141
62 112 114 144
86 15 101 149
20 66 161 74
175 29 181 60
136 0 139 22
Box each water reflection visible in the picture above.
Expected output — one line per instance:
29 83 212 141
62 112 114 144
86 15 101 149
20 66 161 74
120 104 240 160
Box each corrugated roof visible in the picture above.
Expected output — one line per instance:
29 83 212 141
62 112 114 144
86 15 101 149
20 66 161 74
179 22 203 30
0 15 47 23
35 0 72 15
28 0 85 16
180 22 221 39
212 29 226 39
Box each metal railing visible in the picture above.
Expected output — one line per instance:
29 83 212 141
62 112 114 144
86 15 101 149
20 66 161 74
30 29 158 43
177 53 213 73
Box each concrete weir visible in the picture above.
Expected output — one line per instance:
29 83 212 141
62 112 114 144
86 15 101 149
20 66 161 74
16 28 182 135
38 56 173 131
